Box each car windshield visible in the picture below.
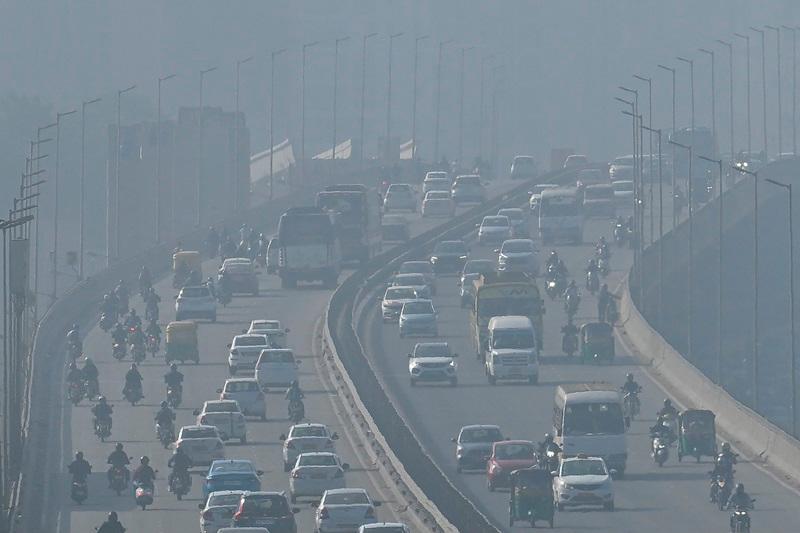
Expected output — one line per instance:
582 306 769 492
386 287 417 300
460 427 503 443
612 181 634 192
482 217 508 228
180 287 210 298
426 191 450 199
393 274 426 286
399 262 433 275
241 495 290 516
514 157 534 167
182 427 217 439
234 336 268 347
292 426 327 438
464 260 495 275
455 176 481 187
252 320 280 330
434 241 466 254
225 381 259 393
413 343 451 357
403 301 434 315
495 443 535 460
205 402 239 413
585 187 614 200
260 350 294 363
388 184 412 194
501 241 533 253
491 329 535 349
208 493 243 507
211 461 254 474
498 209 523 222
324 492 370 505
563 403 625 436
298 454 337 467
561 460 607 477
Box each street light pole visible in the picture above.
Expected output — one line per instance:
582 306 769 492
156 74 175 243
735 33 753 157
784 26 797 155
750 27 768 161
699 49 717 144
359 33 378 169
301 41 320 185
717 40 735 161
386 32 404 161
269 48 287 200
411 35 429 161
332 37 350 163
79 97 101 280
234 58 251 211
197 66 217 227
458 46 474 167
479 55 494 161
699 155 724 386
643 125 664 328
767 25 783 156
53 108 76 302
434 39 453 164
658 64 677 228
670 140 694 363
634 74 654 243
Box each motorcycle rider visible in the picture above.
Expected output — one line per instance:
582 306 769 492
596 236 610 260
106 442 130 487
649 414 676 445
155 400 176 437
138 265 152 295
727 483 754 510
92 396 113 431
564 280 579 302
100 293 118 320
560 319 578 354
621 373 642 395
144 287 160 320
218 271 232 302
82 357 100 396
167 447 193 491
586 258 600 278
715 442 738 477
67 323 82 355
164 363 184 396
545 250 560 271
145 318 162 344
111 322 127 345
597 284 619 322
96 512 126 533
206 276 217 299
123 363 144 399
68 451 92 483
124 308 142 329
286 380 304 403
132 456 156 489
66 361 83 389
537 433 562 456
206 226 219 258
657 398 679 419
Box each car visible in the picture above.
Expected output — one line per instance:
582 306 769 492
553 455 615 511
230 491 300 532
609 155 634 182
255 349 299 388
175 285 217 322
477 215 512 245
289 452 350 502
381 286 419 323
397 261 437 294
219 378 266 420
422 174 451 194
176 424 225 467
248 319 289 348
196 400 248 443
451 174 486 204
358 524 410 533
219 257 259 295
452 425 504 472
227 334 270 375
429 239 469 274
199 490 245 533
510 155 537 180
398 299 437 338
390 273 431 299
380 214 410 242
217 528 268 533
496 238 539 275
421 190 456 217
583 184 616 218
611 179 634 204
577 168 605 184
486 440 538 491
497 207 528 237
408 342 458 386
458 259 495 307
314 488 381 533
203 459 263 499
281 423 339 472
528 183 559 216
563 154 589 168
383 184 416 212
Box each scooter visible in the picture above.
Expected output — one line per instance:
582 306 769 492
652 436 669 467
71 478 88 504
112 342 127 361
95 418 112 442
730 500 754 533
109 465 129 496
146 334 160 356
288 398 305 424
134 481 155 510
613 224 626 246
710 471 734 510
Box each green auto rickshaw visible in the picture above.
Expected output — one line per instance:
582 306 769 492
677 409 717 462
579 322 615 364
509 467 554 528
164 321 199 364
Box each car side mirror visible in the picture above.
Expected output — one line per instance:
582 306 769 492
241 329 247 334
256 470 264 476
550 470 558 476
374 501 382 507
342 463 350 470
192 409 200 416
474 223 480 228
173 295 178 300
198 503 205 510
493 249 499 253
309 502 320 508
279 434 287 442
226 343 232 348
331 432 339 440
292 508 301 514
296 360 302 366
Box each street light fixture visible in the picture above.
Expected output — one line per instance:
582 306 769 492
634 74 654 242
197 66 218 227
301 41 320 184
79 97 101 279
783 26 797 155
698 48 716 143
458 46 475 167
767 25 783 156
750 26 768 161
479 54 495 161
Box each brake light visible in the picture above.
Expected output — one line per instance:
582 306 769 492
318 507 329 519
202 510 214 520
365 506 376 519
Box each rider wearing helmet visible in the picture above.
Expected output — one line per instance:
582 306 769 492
132 456 156 489
145 318 162 343
123 363 144 398
82 357 99 389
538 433 562 455
66 323 82 351
545 250 560 271
97 511 126 533
285 380 304 402
106 442 130 487
167 447 193 491
68 451 92 483
621 373 642 395
164 363 184 394
657 398 679 419
66 361 83 388
727 482 754 509
154 400 176 429
124 308 142 329
92 396 113 430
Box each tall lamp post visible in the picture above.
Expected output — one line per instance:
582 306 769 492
734 33 753 158
457 46 474 167
79 97 101 280
633 74 654 242
197 66 217 227
698 48 717 144
783 26 797 155
657 64 678 228
669 140 694 363
385 32 404 161
269 48 287 199
301 41 320 184
434 39 453 163
619 86 643 250
359 33 378 169
642 125 664 327
156 74 176 242
112 85 136 262
716 40 735 162
411 35 429 161
767 25 783 156
52 108 76 302
332 37 350 163
750 26 768 161
234 58 251 211
479 54 495 161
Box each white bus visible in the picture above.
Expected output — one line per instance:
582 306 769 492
538 188 583 244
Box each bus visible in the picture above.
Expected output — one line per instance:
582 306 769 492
270 207 341 289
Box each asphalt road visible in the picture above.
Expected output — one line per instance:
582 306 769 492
358 202 800 532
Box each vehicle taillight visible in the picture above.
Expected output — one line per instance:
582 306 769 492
318 507 329 519
230 349 239 355
200 416 207 424
285 441 295 449
202 510 214 520
365 507 376 519
232 511 242 522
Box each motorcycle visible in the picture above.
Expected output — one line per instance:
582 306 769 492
131 341 146 363
652 436 669 467
166 385 182 408
124 384 143 406
95 417 112 442
622 391 640 427
730 501 754 532
288 398 305 424
68 380 85 405
710 471 734 510
564 293 580 319
539 448 560 473
562 331 578 356
613 224 626 246
169 471 191 501
134 481 155 510
146 335 160 356
109 465 129 496
157 423 175 449
99 313 114 332
112 342 127 361
145 302 159 322
586 270 599 294
71 478 88 504
597 257 609 277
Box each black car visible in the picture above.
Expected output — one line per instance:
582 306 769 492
232 491 299 533
430 240 469 274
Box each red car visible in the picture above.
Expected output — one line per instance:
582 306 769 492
486 440 538 491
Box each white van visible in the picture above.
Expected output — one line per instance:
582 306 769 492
538 188 583 244
255 349 299 388
553 383 627 475
485 316 539 385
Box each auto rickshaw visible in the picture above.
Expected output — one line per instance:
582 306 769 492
579 322 615 364
508 467 554 528
165 321 199 363
677 409 717 462
172 251 202 288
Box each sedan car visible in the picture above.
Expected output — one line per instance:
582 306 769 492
383 184 416 212
422 191 455 217
281 423 339 472
451 174 487 205
510 155 537 180
486 440 538 491
408 342 457 386
453 425 504 473
231 491 299 532
175 285 217 322
459 259 495 307
380 214 410 243
359 524 411 533
315 488 381 533
247 319 289 348
398 299 437 338
390 273 431 299
176 425 225 467
199 490 245 533
497 207 528 237
203 459 263 499
219 378 266 420
477 215 512 245
255 349 299 388
196 400 247 443
227 334 270 375
397 261 437 295
422 176 451 194
381 286 419 323
496 239 539 275
290 452 349 502
553 455 615 511
429 240 469 274
218 257 259 295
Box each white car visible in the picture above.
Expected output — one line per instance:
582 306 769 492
247 319 289 348
227 334 270 375
359 524 410 533
497 207 528 237
175 424 225 466
381 286 419 323
255 348 299 388
477 215 512 245
390 273 431 299
397 261 437 294
196 400 248 444
553 455 615 511
175 285 217 322
563 154 589 168
219 378 266 420
289 452 349 502
281 423 339 471
422 191 455 217
496 239 539 275
315 488 381 533
383 184 416 212
611 179 634 204
408 342 457 386
200 490 245 533
422 175 451 194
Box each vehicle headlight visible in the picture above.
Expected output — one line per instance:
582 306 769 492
459 255 467 260
448 360 456 367
430 256 438 263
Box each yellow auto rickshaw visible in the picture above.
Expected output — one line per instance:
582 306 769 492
165 320 199 363
172 251 202 288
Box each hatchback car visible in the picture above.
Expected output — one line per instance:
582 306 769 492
390 273 431 299
486 440 538 491
423 171 450 192
553 455 615 511
398 300 437 338
510 155 537 180
248 319 289 348
453 425 504 472
408 342 458 386
289 452 349 502
203 459 263 499
199 490 245 533
219 378 266 420
422 191 455 217
563 154 589 168
383 184 416 212
381 286 419 323
315 488 381 533
380 214 410 242
175 285 217 322
477 215 512 245
451 174 486 204
255 349 299 388
497 207 528 237
496 239 539 275
429 240 469 274
196 400 247 443
176 424 225 467
231 491 300 532
397 261 437 294
228 334 270 375
459 259 495 307
219 257 259 295
281 423 339 472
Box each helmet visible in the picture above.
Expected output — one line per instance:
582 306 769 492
721 442 731 452
75 451 84 460
98 396 107 404
84 357 93 365
115 443 123 451
569 280 576 287
663 398 672 408
103 294 110 301
160 401 168 408
544 433 553 442
550 250 557 257
108 511 119 522
736 483 745 494
589 258 597 265
140 456 150 465
69 361 77 370
72 323 79 330
626 373 633 381
130 363 138 370
170 363 178 371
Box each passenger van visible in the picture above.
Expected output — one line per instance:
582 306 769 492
538 188 583 244
553 383 627 475
485 316 539 385
255 349 299 388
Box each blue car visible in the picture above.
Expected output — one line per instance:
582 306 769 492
203 459 263 499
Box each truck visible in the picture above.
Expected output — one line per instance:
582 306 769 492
316 184 381 264
268 207 341 289
470 272 545 359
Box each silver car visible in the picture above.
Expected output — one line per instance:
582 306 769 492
453 424 504 472
398 299 437 338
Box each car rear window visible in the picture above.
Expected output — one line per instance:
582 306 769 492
402 301 434 314
205 401 240 413
259 350 295 363
181 427 217 439
208 492 244 507
225 380 260 393
385 287 417 300
393 274 425 286
298 454 337 466
434 241 467 254
292 426 327 438
501 240 534 253
399 262 433 275
425 191 450 199
241 495 290 516
495 443 536 460
211 461 254 474
234 335 268 347
482 216 509 227
454 176 481 187
180 287 210 298
463 260 495 275
324 492 370 505
461 427 502 443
